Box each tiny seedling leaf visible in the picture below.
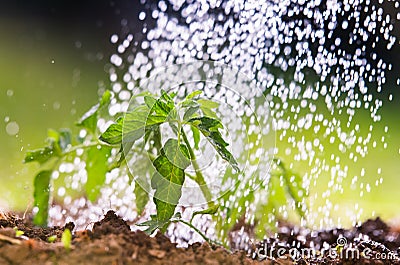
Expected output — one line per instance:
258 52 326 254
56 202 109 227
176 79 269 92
48 235 57 243
14 229 24 237
61 228 72 250
33 170 52 226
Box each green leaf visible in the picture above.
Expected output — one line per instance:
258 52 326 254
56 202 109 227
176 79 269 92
163 139 190 169
185 90 202 100
24 129 71 165
123 106 166 144
85 145 111 202
137 216 170 235
61 228 72 250
77 90 112 134
127 154 153 215
144 95 157 109
151 157 184 219
200 107 218 119
33 170 52 226
134 183 149 215
48 129 71 154
188 117 239 172
149 140 190 232
144 126 162 154
197 98 219 119
153 99 174 117
58 129 72 152
77 107 98 134
191 204 220 221
183 106 200 121
160 89 174 101
99 123 122 145
47 129 60 143
99 90 112 107
24 146 57 165
191 125 200 150
197 99 219 109
180 99 199 108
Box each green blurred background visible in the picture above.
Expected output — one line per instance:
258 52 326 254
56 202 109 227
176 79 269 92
0 1 399 225
0 0 140 209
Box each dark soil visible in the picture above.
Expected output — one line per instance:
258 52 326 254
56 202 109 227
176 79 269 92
0 211 399 265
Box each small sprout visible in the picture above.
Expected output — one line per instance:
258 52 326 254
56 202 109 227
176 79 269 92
13 227 24 237
47 235 57 243
61 229 72 250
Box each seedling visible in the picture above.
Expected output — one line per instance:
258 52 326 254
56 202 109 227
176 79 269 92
47 235 57 243
100 90 238 238
13 227 24 237
25 89 306 246
61 228 72 250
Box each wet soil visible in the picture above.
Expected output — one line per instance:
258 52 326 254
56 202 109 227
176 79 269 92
0 211 399 264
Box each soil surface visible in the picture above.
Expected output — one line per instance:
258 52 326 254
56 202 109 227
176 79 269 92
0 211 399 265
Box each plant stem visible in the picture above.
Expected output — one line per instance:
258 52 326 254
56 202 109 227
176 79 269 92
180 129 213 204
172 219 226 248
63 141 101 155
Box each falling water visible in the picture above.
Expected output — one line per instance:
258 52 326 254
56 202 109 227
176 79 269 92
49 0 398 248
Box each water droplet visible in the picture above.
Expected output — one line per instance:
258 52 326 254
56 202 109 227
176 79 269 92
53 101 61 110
6 121 19 136
6 89 13 97
110 34 119 44
75 41 82 48
139 11 146 20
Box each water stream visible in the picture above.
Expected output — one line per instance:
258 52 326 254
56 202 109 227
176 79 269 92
47 0 399 247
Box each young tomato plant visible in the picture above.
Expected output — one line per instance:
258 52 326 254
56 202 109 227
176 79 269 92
25 88 306 247
99 90 239 242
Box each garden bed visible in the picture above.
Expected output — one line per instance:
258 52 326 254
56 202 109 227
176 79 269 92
0 211 399 264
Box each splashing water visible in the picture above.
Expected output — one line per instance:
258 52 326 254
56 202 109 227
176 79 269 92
49 0 398 247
